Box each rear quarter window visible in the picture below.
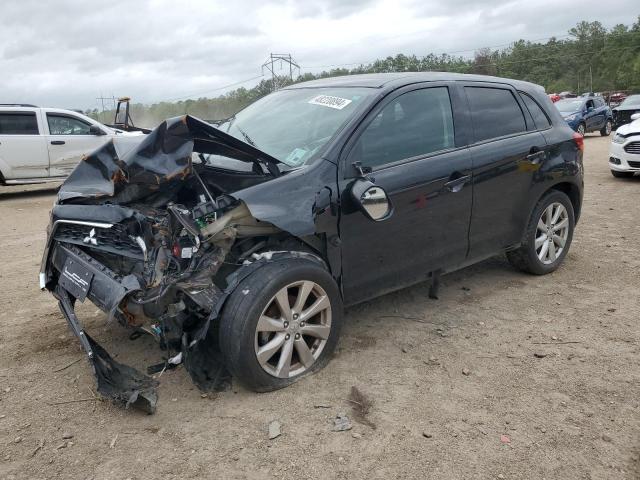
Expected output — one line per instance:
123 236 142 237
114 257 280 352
519 92 551 129
465 87 527 142
0 112 39 135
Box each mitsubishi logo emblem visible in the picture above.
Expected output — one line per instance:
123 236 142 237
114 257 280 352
83 228 98 246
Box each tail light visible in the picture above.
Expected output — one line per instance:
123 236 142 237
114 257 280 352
573 132 584 152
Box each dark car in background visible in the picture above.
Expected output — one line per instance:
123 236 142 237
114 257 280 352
40 73 584 413
612 94 640 129
555 96 613 136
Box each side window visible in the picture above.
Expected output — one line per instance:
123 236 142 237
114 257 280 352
350 87 455 169
47 114 92 135
0 113 39 135
585 99 595 110
595 98 605 108
519 92 551 129
465 87 527 142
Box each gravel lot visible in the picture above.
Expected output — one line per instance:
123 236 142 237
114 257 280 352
0 134 638 479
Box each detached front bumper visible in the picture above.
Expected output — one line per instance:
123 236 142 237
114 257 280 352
44 241 158 413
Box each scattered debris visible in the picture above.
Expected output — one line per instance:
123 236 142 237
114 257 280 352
462 368 471 376
500 434 511 444
422 432 433 438
602 434 613 443
351 432 362 439
532 341 581 345
62 432 73 440
30 438 45 458
56 442 68 450
533 352 548 358
347 386 375 429
109 434 118 449
607 308 616 313
52 358 82 373
46 398 95 406
333 413 353 432
268 421 281 440
313 403 331 409
14 436 22 444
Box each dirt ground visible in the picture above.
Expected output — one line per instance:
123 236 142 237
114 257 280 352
0 134 638 480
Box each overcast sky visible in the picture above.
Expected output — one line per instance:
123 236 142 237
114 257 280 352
0 0 636 110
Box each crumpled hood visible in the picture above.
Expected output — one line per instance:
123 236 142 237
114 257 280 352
58 115 282 203
615 118 640 136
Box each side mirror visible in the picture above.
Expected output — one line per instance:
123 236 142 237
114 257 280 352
630 113 640 121
350 178 392 221
89 125 106 136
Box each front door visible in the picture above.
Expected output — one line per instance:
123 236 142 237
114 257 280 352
338 84 473 305
45 111 107 177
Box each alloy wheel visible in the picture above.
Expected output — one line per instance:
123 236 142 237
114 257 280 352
254 281 332 378
577 124 585 136
535 202 570 265
605 120 612 135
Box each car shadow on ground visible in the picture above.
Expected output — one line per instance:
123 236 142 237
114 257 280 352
0 186 60 201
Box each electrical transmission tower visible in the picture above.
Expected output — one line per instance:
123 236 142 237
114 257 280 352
262 53 300 91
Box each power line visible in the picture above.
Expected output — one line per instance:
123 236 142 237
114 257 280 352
300 29 640 71
155 74 265 103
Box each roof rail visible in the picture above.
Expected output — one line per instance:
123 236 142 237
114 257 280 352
0 103 38 107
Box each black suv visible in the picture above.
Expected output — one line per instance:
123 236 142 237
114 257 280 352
41 73 584 412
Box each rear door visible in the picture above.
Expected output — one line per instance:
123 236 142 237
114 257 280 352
463 84 548 261
44 111 108 177
338 83 473 304
0 110 49 180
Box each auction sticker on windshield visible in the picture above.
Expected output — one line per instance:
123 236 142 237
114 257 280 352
308 95 352 110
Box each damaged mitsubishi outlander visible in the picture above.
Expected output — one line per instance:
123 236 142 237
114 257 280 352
40 73 584 413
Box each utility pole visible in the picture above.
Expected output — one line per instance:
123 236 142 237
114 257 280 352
261 53 300 92
589 65 593 93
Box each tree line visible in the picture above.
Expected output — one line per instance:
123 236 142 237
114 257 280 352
88 18 640 128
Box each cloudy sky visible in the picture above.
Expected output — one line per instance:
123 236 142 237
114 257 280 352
0 0 636 110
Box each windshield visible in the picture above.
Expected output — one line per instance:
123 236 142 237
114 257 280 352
620 95 640 108
212 87 375 168
555 99 584 113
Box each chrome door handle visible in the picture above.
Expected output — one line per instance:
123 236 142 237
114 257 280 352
526 150 545 164
444 174 470 193
50 140 65 145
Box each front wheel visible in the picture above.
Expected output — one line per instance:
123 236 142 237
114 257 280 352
611 170 634 178
600 119 612 136
506 190 575 275
219 257 343 392
576 123 586 136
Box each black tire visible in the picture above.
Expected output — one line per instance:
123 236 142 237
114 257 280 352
611 170 634 178
577 123 586 136
219 257 343 392
506 190 575 275
600 119 612 136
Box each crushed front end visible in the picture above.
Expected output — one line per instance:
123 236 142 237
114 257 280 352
39 115 308 413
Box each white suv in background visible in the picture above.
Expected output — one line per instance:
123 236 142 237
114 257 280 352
0 104 146 185
609 112 640 178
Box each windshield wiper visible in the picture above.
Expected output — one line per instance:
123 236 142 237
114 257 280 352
236 125 257 148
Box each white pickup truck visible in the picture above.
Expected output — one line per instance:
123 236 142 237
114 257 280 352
0 104 146 185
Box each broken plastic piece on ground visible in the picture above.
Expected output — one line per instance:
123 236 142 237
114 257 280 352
87 334 158 414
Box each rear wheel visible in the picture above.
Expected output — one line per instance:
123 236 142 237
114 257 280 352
576 123 586 136
611 170 634 178
600 119 612 136
219 257 342 392
506 190 575 275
